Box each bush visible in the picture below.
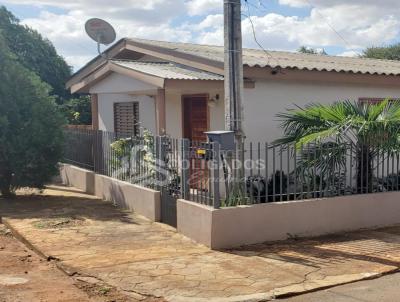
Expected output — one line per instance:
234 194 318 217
0 34 64 197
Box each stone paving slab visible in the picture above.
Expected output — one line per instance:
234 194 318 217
1 185 400 301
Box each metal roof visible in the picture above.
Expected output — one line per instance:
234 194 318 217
128 38 400 76
111 60 223 80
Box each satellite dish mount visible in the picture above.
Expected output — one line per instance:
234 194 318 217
85 18 116 58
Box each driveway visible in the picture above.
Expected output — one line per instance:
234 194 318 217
1 185 400 301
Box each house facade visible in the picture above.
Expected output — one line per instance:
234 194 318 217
67 38 400 143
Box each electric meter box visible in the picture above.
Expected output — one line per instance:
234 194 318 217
204 131 235 151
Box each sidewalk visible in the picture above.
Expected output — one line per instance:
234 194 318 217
1 185 400 302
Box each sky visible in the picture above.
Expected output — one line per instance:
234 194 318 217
1 0 400 71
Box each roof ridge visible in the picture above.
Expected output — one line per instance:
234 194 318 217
127 37 400 65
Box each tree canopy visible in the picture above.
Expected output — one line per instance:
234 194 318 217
0 32 64 196
362 44 400 61
0 6 72 102
298 46 327 55
0 6 91 125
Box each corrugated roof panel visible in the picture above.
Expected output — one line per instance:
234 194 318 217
127 38 400 76
111 60 223 80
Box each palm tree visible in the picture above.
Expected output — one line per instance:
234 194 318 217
275 100 400 193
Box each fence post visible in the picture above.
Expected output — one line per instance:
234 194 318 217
213 142 221 209
93 130 103 174
181 138 190 200
155 136 162 190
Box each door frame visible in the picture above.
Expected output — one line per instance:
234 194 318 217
181 94 210 140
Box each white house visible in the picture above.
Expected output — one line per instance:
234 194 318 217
67 38 400 143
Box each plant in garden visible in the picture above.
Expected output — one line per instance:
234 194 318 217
110 129 156 185
275 100 400 193
0 33 64 197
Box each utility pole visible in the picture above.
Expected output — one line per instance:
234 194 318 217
224 0 245 200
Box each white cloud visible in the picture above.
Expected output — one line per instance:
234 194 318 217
337 51 359 57
278 0 309 8
4 0 186 24
185 0 222 16
4 0 400 70
242 2 400 50
279 0 400 8
195 14 223 30
22 9 194 69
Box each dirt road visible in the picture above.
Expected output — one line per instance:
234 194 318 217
0 224 137 302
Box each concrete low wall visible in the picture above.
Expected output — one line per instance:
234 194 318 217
94 174 161 222
178 192 400 249
59 164 95 194
59 164 160 222
177 200 214 247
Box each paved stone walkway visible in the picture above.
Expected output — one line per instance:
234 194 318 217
1 185 400 301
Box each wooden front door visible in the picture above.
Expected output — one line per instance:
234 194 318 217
182 95 209 190
183 96 208 141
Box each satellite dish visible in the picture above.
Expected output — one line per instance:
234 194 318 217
85 18 116 57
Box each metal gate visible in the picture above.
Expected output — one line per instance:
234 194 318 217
157 137 217 227
158 137 183 227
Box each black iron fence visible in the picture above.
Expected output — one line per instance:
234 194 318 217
63 128 94 170
64 129 157 188
63 129 400 208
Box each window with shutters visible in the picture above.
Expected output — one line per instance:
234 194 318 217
114 102 139 138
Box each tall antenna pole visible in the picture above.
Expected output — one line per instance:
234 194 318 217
224 0 245 198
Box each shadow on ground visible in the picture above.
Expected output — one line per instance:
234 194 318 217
0 186 138 225
226 226 400 274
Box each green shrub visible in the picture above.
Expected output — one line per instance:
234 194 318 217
0 33 64 197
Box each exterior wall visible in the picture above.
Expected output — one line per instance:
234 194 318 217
59 164 161 222
88 69 400 144
59 164 95 194
94 174 161 222
165 91 182 138
89 72 157 135
242 80 400 143
177 193 400 249
165 90 225 139
97 93 156 134
164 78 400 143
89 72 157 94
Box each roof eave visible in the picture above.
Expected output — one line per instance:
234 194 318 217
70 61 165 94
66 38 127 89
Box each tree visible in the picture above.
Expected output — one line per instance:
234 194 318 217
0 33 64 197
362 44 400 61
298 46 327 55
0 6 72 103
60 96 92 125
275 100 400 193
0 6 91 125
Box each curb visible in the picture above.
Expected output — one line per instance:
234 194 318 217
2 218 78 276
2 218 48 259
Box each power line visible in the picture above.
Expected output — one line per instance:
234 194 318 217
246 0 361 57
243 0 268 12
304 0 361 56
258 0 269 11
243 0 279 66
